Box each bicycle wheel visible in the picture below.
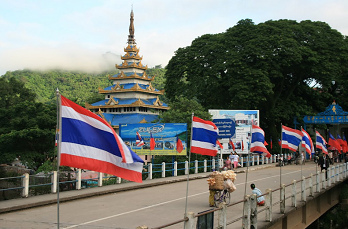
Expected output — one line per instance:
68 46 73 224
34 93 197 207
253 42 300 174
214 190 222 207
224 191 231 205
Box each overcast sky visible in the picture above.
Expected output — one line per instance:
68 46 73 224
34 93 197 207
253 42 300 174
1 0 348 76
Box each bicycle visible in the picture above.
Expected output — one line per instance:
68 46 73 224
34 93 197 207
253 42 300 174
214 189 230 207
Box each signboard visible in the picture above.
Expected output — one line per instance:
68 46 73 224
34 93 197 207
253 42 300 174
119 123 187 156
212 118 235 138
303 115 348 124
209 109 259 154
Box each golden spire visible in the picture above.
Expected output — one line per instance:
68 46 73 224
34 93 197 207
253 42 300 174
128 8 135 45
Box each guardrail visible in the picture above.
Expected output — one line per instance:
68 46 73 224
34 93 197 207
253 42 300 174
0 154 287 201
146 162 348 229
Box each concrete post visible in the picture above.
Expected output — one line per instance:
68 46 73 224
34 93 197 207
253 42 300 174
316 171 320 192
250 194 258 229
309 174 313 197
174 161 177 177
328 167 331 187
336 165 339 183
291 180 297 207
241 157 244 168
148 163 152 180
184 212 195 229
204 159 207 173
301 176 306 202
242 195 251 229
212 159 215 171
195 160 198 174
117 177 122 184
252 156 255 166
261 156 264 165
322 171 326 190
185 161 189 175
265 189 272 222
51 171 57 193
21 173 29 198
162 162 166 177
77 169 81 190
98 172 103 187
280 184 285 214
218 202 227 228
257 156 260 165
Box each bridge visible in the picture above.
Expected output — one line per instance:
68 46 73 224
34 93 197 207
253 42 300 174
0 161 347 228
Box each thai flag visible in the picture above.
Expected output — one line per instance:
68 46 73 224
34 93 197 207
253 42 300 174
150 133 156 150
301 128 314 158
229 137 235 151
136 132 145 147
343 135 348 153
176 137 183 153
59 95 144 183
328 132 341 151
316 131 328 155
281 125 303 152
191 116 219 156
250 125 271 158
216 140 223 149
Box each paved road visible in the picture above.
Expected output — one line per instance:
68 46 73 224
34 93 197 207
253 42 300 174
0 162 330 228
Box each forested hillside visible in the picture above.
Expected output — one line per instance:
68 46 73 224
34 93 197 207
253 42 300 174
1 66 166 106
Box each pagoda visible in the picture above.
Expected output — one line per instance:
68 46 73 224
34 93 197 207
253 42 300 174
86 9 169 131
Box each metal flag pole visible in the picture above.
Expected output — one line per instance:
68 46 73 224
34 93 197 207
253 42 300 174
300 126 303 180
55 88 61 229
280 123 283 189
184 113 194 222
243 123 253 198
315 128 318 176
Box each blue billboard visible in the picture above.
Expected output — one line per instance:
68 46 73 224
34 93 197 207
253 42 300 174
119 123 187 156
213 119 236 138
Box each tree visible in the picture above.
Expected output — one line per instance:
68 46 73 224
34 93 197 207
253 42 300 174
157 96 213 163
165 19 348 142
0 77 56 169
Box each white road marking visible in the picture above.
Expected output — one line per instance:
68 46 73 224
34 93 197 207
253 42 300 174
63 169 302 228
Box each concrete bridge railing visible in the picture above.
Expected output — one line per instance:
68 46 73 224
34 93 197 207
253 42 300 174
146 162 348 229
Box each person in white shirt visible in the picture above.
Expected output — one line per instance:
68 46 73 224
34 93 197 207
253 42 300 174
233 152 239 169
229 152 235 168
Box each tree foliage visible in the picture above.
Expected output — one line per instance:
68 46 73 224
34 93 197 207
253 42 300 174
0 77 56 169
165 19 348 141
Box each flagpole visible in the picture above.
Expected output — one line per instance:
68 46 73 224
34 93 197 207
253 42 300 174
184 113 194 222
300 126 303 180
243 123 252 199
56 88 61 229
280 123 283 189
315 128 318 176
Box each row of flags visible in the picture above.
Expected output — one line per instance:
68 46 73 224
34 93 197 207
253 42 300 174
279 126 348 156
57 95 347 184
135 131 184 153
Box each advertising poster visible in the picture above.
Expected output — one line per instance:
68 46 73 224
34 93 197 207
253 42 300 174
209 110 259 154
119 123 187 156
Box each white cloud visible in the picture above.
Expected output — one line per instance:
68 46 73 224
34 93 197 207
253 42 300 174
1 0 348 75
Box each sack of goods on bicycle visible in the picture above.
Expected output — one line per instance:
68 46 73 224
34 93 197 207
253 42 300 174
207 170 237 207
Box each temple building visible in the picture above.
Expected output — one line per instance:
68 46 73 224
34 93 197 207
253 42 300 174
86 9 169 132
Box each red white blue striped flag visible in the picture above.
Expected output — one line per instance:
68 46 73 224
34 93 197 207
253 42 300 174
59 95 144 183
191 116 219 156
282 125 303 152
250 125 271 158
316 131 328 155
301 128 314 158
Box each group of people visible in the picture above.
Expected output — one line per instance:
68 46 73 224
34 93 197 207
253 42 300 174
224 152 240 170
